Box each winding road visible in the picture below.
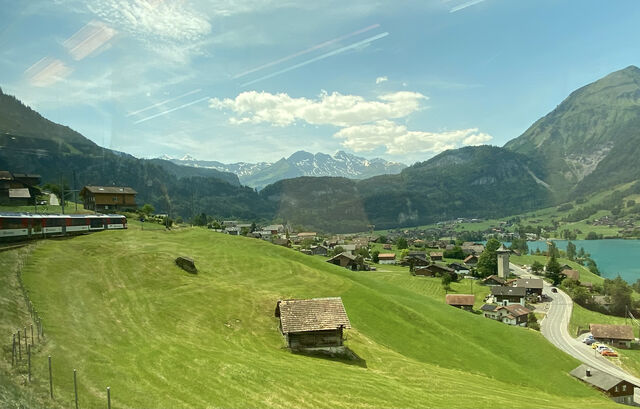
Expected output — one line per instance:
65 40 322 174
510 263 640 388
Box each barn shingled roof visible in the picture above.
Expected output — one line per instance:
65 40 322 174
275 297 351 334
445 294 475 306
590 324 634 341
82 186 137 194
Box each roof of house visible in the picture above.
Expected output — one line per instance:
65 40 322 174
297 232 317 237
82 186 137 194
564 269 580 281
491 286 526 297
504 303 531 318
8 188 31 198
480 303 498 312
430 252 443 257
463 254 478 263
513 278 544 290
0 170 12 180
581 281 593 288
275 297 351 334
326 252 356 262
590 324 634 341
482 275 505 284
570 364 630 392
425 263 455 273
445 294 475 306
378 253 396 259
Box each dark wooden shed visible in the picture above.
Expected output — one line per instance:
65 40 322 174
275 297 351 350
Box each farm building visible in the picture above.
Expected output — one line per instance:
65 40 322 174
463 254 478 266
417 263 455 277
490 286 525 306
445 294 475 311
590 324 635 349
0 171 41 205
512 278 544 296
482 275 505 286
275 297 351 350
430 252 443 261
80 186 137 212
378 253 396 265
570 364 637 405
461 242 484 255
563 269 580 281
480 303 531 326
326 252 361 270
310 245 329 256
413 266 435 277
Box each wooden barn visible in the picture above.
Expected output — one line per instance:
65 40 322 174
275 297 352 350
80 186 137 212
445 294 475 311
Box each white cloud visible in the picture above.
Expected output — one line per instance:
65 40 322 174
209 90 427 127
334 120 493 155
375 76 388 84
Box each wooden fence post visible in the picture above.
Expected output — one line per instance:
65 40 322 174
28 345 31 382
74 369 78 409
107 386 111 409
23 326 27 346
12 334 16 366
17 330 21 361
48 355 53 399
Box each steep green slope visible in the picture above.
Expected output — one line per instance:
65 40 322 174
12 225 614 408
505 65 640 198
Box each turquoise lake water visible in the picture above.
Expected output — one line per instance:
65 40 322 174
515 240 640 283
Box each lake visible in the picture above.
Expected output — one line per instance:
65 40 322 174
515 240 640 283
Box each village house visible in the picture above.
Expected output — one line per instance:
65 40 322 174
326 252 361 270
416 263 455 277
448 262 470 274
480 303 531 326
512 278 544 297
225 226 241 235
461 242 485 255
445 294 475 311
482 275 506 286
463 254 478 267
430 252 443 261
80 186 137 212
271 237 291 248
590 324 635 349
401 252 430 267
592 295 613 311
263 224 285 234
342 244 357 254
275 297 351 350
563 269 580 282
490 286 526 306
378 253 396 265
570 364 637 406
309 245 329 256
0 171 41 205
352 237 369 249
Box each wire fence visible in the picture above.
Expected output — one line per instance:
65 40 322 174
7 249 113 409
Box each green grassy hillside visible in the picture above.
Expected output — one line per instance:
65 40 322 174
3 225 617 408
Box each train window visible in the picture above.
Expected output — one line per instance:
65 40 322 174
70 218 87 226
44 218 66 227
90 218 104 227
2 218 25 229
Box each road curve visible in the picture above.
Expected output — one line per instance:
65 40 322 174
509 263 640 387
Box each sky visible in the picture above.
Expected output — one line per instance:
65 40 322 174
1 0 640 165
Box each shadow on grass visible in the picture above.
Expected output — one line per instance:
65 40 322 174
291 347 367 368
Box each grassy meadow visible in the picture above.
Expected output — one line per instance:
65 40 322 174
0 223 619 408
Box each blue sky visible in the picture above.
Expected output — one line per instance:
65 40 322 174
2 0 639 165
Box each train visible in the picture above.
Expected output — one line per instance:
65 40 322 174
0 213 127 242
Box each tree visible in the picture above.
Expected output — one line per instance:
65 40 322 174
441 272 454 292
250 222 257 233
192 212 208 226
545 252 563 285
604 276 632 317
628 199 636 208
396 237 408 250
378 235 387 244
371 250 380 263
527 312 540 331
586 231 601 240
566 241 576 261
585 258 600 276
330 246 345 257
531 260 544 275
476 238 501 277
400 248 410 259
140 203 155 216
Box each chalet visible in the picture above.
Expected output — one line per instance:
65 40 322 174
413 266 434 277
461 242 484 255
448 262 469 273
378 253 396 265
512 278 544 296
590 324 635 349
326 252 361 271
225 226 240 235
80 186 137 212
482 275 505 286
0 171 41 205
570 365 637 406
563 269 580 282
445 294 475 311
490 286 526 306
263 224 285 234
463 254 478 267
418 263 455 277
401 253 429 267
430 252 443 261
275 297 351 350
310 245 329 256
480 303 531 326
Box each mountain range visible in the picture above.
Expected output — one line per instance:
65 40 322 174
163 151 406 189
2 65 640 232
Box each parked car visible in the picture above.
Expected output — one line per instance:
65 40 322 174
551 287 558 293
602 350 619 357
596 345 611 354
592 342 602 349
584 338 596 345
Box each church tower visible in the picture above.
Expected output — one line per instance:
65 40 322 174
497 244 510 279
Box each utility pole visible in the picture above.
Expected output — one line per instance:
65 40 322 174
60 177 65 214
73 170 77 212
